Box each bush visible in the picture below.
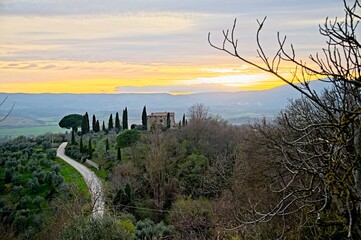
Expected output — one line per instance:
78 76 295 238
27 177 40 193
32 196 44 208
13 212 29 233
169 198 215 239
60 215 132 240
135 219 171 240
116 130 141 148
46 148 56 159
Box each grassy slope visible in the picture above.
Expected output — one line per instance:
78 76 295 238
55 157 90 200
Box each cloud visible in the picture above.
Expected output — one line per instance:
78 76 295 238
202 67 249 73
116 83 237 94
20 63 38 69
0 0 346 93
177 74 276 88
0 1 257 16
0 0 339 17
41 64 56 69
0 0 343 64
116 73 276 94
1 62 58 70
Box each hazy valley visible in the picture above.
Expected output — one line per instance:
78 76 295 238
0 83 311 141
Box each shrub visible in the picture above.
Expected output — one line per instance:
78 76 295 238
169 198 215 239
135 219 171 240
60 215 131 240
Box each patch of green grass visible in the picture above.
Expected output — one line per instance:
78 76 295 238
94 168 108 181
55 157 90 200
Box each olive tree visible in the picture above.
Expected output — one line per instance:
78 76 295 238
209 0 361 238
116 129 141 149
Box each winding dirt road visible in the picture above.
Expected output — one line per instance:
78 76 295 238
57 142 104 218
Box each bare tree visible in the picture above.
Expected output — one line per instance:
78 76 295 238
0 97 14 123
144 130 178 213
187 103 209 122
209 0 361 238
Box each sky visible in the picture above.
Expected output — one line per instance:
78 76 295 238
0 0 343 94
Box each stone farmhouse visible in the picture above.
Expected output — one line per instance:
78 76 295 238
147 112 175 130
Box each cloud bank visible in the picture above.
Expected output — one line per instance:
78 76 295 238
0 0 343 93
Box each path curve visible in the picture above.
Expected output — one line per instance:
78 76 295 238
57 142 104 218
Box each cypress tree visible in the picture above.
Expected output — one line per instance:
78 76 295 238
80 112 90 134
105 138 109 152
102 121 106 131
95 120 100 133
122 107 128 130
124 183 133 204
142 106 147 129
85 112 90 133
92 114 96 132
125 107 128 129
81 114 88 135
115 112 121 131
108 114 114 130
88 138 92 159
182 114 186 126
166 112 171 129
117 147 121 161
71 130 75 145
122 109 125 130
79 136 83 153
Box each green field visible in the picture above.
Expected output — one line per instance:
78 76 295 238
0 124 66 140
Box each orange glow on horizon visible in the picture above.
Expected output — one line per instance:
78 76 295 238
0 60 315 94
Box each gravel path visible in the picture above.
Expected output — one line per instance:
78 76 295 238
57 142 104 218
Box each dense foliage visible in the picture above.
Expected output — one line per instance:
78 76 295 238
66 101 359 239
58 114 83 131
0 134 65 238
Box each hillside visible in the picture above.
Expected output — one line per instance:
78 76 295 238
0 81 329 140
0 83 304 122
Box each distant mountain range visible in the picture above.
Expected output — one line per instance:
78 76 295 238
0 81 329 128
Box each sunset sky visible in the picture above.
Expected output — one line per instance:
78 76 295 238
0 0 342 94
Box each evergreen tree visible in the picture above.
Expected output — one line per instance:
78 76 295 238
71 130 75 145
59 114 82 132
142 106 147 129
117 147 121 161
166 112 171 129
108 114 114 130
81 115 87 135
88 138 92 159
122 107 128 130
105 138 109 152
85 112 90 132
95 120 100 133
92 114 96 132
102 121 106 131
81 112 90 135
182 114 186 126
79 136 83 153
124 183 133 204
115 112 121 131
